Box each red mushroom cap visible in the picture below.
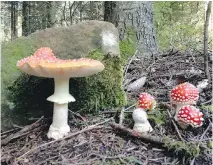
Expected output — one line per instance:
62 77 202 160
17 47 104 78
177 105 204 127
138 93 156 110
170 82 199 105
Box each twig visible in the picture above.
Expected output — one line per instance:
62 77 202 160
1 116 44 146
102 110 134 114
1 127 21 136
166 109 185 142
13 124 24 129
17 117 113 159
201 99 212 105
102 103 169 114
109 122 164 145
69 109 87 121
119 107 125 125
190 123 211 165
124 50 138 79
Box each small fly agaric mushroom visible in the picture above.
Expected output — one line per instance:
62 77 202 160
132 108 153 134
170 82 199 120
138 93 156 111
176 105 204 129
17 47 104 139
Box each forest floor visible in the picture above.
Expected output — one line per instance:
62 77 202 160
1 49 212 165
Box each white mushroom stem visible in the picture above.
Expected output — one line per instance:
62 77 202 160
46 77 76 139
47 103 70 139
47 77 75 104
132 108 153 134
177 121 189 129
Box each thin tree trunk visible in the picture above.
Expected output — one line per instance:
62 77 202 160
46 1 52 28
22 1 30 36
11 1 18 40
204 1 212 81
69 1 75 25
104 1 117 25
41 2 47 29
79 2 83 22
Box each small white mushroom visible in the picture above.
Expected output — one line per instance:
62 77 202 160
132 108 153 134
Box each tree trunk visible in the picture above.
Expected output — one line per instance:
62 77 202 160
204 1 212 81
46 1 53 28
22 1 30 36
104 1 117 25
11 1 18 40
104 1 159 57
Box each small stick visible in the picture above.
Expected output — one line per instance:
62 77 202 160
124 50 138 79
119 107 125 125
109 122 164 145
201 99 212 105
1 127 21 136
166 109 185 142
1 116 44 145
69 109 87 121
17 117 113 159
190 123 211 165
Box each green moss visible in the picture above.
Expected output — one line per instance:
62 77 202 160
1 37 37 101
148 109 167 126
70 50 127 113
163 136 200 157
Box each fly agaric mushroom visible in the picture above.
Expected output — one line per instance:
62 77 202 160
138 93 156 111
17 47 104 139
176 105 204 129
170 82 199 120
132 108 153 134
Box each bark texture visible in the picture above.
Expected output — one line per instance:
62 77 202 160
104 1 159 57
204 1 212 81
22 1 30 36
11 1 18 40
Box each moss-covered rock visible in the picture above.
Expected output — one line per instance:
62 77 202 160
1 21 136 130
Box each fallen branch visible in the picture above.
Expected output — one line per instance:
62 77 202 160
109 122 164 145
110 122 201 158
17 117 113 159
1 116 44 146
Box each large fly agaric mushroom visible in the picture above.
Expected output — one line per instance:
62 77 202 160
132 108 153 134
176 105 204 129
17 47 104 139
170 82 199 120
138 93 156 111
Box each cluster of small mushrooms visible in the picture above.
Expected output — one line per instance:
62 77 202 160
132 82 204 134
17 47 105 140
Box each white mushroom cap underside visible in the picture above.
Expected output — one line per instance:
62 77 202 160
18 62 104 78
